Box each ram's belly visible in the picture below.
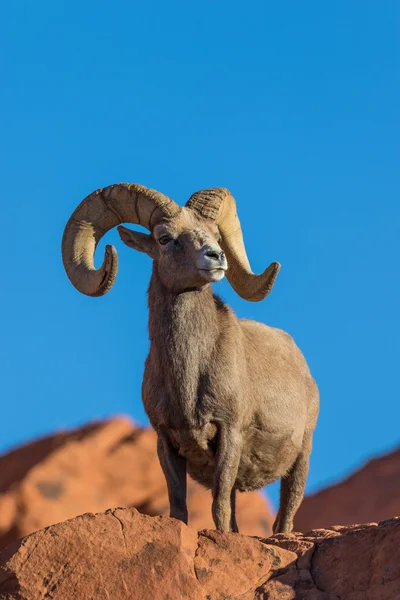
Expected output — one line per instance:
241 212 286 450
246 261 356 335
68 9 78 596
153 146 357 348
175 427 301 492
235 428 302 491
235 450 289 492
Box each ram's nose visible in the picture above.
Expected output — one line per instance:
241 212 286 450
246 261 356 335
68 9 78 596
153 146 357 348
197 244 228 271
204 248 226 262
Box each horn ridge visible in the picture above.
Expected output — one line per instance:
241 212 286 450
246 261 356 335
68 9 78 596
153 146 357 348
186 187 280 302
62 183 180 297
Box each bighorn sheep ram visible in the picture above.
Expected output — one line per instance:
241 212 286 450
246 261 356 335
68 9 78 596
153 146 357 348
62 183 319 533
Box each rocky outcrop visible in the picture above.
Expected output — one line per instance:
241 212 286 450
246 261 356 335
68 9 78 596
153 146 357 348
0 418 273 549
295 445 400 532
1 508 399 599
1 418 399 598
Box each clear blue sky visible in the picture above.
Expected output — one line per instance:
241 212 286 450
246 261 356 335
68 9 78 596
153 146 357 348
2 1 399 508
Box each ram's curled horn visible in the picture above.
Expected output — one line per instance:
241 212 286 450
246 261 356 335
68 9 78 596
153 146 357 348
62 183 180 297
186 188 280 302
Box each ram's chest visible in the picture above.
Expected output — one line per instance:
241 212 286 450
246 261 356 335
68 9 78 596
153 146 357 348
148 384 218 432
144 349 223 421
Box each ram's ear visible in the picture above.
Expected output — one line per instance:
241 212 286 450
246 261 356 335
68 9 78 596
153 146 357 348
117 226 158 259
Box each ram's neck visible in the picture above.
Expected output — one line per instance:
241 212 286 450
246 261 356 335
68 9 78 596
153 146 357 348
147 265 221 417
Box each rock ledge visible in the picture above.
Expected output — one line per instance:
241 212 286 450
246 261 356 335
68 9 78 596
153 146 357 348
1 508 399 599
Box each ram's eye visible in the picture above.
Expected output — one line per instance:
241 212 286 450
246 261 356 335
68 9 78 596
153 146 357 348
158 235 171 245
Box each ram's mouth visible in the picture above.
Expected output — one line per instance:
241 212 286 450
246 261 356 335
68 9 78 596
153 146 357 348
199 267 226 272
199 268 226 282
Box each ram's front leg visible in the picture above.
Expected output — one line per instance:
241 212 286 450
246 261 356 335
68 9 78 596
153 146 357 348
212 425 242 532
157 433 188 524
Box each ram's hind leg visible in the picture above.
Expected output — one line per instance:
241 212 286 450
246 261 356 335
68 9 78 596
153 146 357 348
273 434 312 534
157 433 188 524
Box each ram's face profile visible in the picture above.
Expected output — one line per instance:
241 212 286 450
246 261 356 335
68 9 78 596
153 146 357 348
118 209 228 293
62 183 280 301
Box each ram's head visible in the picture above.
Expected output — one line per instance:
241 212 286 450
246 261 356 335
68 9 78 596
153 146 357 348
62 184 280 300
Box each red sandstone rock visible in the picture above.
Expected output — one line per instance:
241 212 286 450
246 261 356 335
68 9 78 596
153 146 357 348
0 509 204 600
0 417 274 549
295 445 400 532
1 509 399 599
0 509 296 600
263 518 400 599
194 529 294 598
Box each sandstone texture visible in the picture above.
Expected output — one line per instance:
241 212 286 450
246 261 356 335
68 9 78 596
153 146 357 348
295 445 400 532
1 508 399 599
0 418 273 549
